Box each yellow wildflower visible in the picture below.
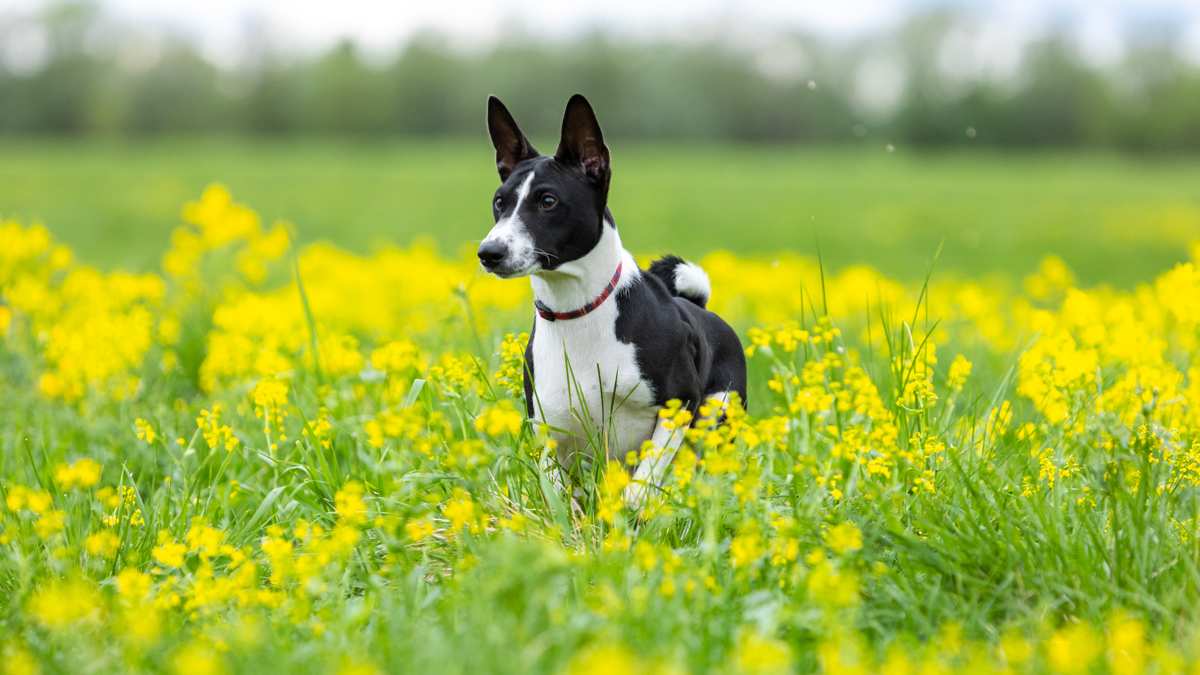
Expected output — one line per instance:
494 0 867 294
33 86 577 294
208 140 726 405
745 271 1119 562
824 521 863 555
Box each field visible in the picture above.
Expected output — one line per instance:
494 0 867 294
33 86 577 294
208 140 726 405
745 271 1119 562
2 141 1200 674
3 139 1200 284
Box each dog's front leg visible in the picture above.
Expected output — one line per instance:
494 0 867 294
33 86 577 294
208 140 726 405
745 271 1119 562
623 417 686 512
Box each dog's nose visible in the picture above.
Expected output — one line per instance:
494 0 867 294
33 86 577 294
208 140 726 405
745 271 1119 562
477 240 508 268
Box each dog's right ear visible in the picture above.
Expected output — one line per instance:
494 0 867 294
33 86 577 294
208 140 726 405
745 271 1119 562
487 96 538 181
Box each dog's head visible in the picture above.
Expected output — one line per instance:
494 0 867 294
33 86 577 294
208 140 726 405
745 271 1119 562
477 94 611 278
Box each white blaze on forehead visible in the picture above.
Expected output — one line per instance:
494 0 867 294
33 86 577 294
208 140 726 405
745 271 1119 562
482 172 536 255
513 171 535 207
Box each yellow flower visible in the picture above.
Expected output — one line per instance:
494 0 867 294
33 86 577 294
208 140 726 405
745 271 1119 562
121 605 162 646
730 525 763 569
252 377 289 427
260 531 294 586
153 532 188 568
1106 611 1146 675
734 630 793 674
34 510 66 539
85 530 120 558
597 460 630 524
171 642 226 675
1 642 40 675
134 417 158 444
947 354 972 391
1045 623 1100 674
634 540 658 571
442 490 481 534
335 481 369 526
52 458 102 490
999 628 1033 666
97 486 126 511
498 511 528 533
1024 254 1075 301
473 400 523 438
319 333 365 377
824 522 863 555
769 537 800 567
5 485 28 512
197 405 240 452
817 631 867 675
492 332 529 397
807 560 860 608
567 642 646 675
405 517 436 542
658 399 693 431
370 339 422 375
116 568 153 603
336 659 382 675
28 578 100 630
184 519 227 558
602 529 631 552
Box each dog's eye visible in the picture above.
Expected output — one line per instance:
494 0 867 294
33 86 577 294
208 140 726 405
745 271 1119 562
538 193 558 210
493 196 503 212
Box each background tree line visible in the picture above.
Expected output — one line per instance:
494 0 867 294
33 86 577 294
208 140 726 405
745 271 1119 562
3 2 1200 151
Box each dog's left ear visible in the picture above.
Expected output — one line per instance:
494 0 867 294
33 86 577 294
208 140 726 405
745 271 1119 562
556 94 610 187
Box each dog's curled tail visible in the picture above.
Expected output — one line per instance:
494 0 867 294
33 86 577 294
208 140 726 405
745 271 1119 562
648 255 711 309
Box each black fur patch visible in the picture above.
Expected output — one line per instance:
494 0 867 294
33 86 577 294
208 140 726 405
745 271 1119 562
613 274 746 412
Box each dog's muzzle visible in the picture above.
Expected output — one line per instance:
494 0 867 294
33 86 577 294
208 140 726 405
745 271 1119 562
477 239 509 272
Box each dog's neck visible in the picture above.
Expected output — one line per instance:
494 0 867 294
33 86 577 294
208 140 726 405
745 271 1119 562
530 221 632 314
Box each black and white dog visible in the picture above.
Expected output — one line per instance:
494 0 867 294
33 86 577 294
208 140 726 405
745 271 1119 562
477 94 746 508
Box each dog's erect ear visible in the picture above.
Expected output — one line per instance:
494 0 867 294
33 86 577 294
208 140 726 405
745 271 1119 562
555 94 610 187
487 96 537 181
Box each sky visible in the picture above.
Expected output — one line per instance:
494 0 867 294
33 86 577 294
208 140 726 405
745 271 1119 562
4 0 1200 66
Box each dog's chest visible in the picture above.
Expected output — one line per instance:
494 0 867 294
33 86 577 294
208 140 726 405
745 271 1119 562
530 306 657 462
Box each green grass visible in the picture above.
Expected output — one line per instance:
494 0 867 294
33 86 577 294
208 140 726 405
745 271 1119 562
2 138 1198 284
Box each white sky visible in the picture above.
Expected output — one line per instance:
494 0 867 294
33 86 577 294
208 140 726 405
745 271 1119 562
4 0 1200 66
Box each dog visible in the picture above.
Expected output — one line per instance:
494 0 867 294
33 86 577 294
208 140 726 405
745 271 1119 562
477 94 747 509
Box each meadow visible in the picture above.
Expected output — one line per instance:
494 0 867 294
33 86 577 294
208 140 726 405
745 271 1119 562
3 139 1200 284
2 141 1200 674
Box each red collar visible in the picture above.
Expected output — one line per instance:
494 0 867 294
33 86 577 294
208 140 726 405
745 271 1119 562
535 261 624 322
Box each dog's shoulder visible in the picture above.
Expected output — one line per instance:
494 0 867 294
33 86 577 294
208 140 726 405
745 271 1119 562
610 270 707 404
614 269 690 338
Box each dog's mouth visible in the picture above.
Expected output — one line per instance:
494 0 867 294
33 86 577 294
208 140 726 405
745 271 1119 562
482 261 539 279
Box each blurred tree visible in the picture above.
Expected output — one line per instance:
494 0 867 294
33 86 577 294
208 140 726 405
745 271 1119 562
1117 41 1200 151
3 1 1200 152
305 39 390 134
891 11 975 146
1000 37 1114 147
125 42 226 134
388 33 472 135
5 2 106 134
242 60 303 135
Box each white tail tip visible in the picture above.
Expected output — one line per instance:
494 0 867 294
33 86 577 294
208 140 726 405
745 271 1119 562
674 261 711 305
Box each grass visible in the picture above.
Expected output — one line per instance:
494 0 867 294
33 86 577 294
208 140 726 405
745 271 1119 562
2 144 1200 673
1 138 1199 284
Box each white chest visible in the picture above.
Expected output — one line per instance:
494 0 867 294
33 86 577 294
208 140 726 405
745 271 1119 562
530 305 658 464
